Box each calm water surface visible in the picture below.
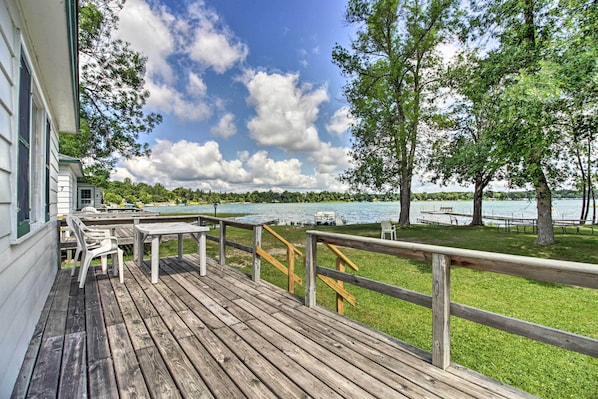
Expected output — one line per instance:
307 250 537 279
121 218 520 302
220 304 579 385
144 199 586 225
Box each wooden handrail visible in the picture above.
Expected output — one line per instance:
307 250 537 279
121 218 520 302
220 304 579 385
305 230 598 370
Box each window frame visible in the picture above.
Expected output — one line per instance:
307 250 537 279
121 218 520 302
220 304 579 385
14 48 52 241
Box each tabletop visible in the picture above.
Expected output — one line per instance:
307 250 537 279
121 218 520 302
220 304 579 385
135 222 209 235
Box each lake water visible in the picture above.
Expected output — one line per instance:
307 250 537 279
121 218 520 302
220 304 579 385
144 199 586 225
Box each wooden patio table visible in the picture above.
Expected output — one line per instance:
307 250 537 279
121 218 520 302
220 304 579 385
134 222 209 283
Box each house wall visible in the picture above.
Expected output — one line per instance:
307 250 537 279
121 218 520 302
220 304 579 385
57 165 77 216
0 1 63 395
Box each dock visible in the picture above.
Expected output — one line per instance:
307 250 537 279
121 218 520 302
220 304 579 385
420 209 594 234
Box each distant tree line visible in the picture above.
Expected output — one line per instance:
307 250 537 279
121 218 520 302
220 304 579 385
102 178 582 206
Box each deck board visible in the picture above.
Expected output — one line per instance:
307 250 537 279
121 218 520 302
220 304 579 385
12 255 538 399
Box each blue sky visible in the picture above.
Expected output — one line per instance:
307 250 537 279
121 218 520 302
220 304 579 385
111 0 466 193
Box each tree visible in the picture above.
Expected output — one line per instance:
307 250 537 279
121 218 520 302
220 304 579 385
428 53 505 225
466 0 564 245
557 0 598 223
60 0 161 185
333 0 457 225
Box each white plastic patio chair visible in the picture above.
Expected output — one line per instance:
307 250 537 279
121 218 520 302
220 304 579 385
66 215 110 277
380 220 396 240
66 215 124 288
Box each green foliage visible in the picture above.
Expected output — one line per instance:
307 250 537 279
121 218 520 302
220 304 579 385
333 0 458 225
60 0 162 179
102 176 580 205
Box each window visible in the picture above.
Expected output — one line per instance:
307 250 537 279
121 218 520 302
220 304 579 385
16 50 50 239
79 188 92 208
17 53 31 238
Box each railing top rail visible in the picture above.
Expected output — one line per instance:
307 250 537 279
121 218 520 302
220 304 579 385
307 230 598 288
199 215 267 229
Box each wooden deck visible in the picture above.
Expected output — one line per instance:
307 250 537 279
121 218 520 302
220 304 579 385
12 255 536 398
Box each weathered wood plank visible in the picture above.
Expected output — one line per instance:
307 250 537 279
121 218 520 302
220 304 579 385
213 326 307 398
244 317 378 398
109 271 154 351
65 282 86 334
26 336 63 398
106 323 150 398
191 326 278 399
237 299 409 398
122 262 159 320
294 304 513 399
85 276 111 362
10 272 61 399
58 332 87 399
144 316 214 399
88 358 118 399
96 278 124 327
177 335 247 399
136 346 182 399
230 322 345 399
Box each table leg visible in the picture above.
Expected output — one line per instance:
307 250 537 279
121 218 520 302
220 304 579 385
199 232 206 276
151 235 160 284
135 229 143 267
178 233 183 260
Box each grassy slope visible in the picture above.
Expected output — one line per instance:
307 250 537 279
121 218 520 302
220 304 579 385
168 223 597 399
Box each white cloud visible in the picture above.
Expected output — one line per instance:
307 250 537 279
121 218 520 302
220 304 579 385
117 0 247 121
117 0 175 84
188 72 207 97
112 139 349 192
145 80 212 121
185 3 248 73
243 70 329 152
326 107 355 135
308 142 351 174
211 113 237 138
245 151 312 187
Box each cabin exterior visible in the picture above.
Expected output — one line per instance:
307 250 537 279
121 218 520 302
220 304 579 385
0 0 78 395
58 154 103 215
57 154 83 216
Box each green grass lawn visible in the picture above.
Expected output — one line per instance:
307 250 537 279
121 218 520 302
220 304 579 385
165 222 598 399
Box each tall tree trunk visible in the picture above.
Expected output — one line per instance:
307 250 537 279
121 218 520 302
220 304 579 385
592 185 596 224
533 168 555 245
398 169 412 225
471 181 485 226
575 147 588 223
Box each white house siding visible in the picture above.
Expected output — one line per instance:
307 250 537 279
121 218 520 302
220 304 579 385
0 225 57 396
0 0 77 396
57 166 76 216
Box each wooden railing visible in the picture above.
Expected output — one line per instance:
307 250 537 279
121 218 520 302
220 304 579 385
305 230 598 370
197 216 302 292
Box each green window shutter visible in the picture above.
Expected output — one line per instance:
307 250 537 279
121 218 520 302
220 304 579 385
17 54 32 238
45 119 51 222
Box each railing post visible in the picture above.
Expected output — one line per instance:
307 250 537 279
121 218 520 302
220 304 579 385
305 232 317 307
432 253 451 370
219 220 226 266
252 224 262 282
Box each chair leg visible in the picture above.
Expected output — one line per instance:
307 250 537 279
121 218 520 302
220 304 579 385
77 249 87 282
101 256 108 273
79 254 92 288
71 247 81 277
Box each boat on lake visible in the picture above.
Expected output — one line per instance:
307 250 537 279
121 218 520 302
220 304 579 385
314 211 345 226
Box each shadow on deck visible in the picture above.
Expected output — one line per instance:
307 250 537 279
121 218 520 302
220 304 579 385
12 255 536 398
